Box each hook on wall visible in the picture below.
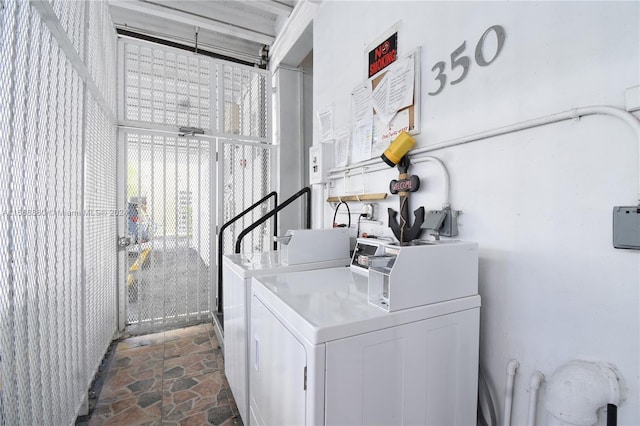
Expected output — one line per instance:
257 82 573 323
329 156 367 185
194 26 199 55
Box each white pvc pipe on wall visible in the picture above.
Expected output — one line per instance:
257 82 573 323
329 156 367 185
412 156 451 207
327 155 451 207
503 359 520 426
328 106 640 200
527 371 545 426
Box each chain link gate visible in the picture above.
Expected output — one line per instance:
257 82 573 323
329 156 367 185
120 39 273 333
0 0 118 424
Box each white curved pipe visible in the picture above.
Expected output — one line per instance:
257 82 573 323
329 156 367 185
412 156 450 207
328 105 640 200
545 360 621 426
527 371 545 426
410 106 639 154
503 359 519 426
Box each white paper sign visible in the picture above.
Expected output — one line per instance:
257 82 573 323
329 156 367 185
371 56 414 127
350 117 373 164
317 104 334 141
334 129 350 167
372 109 411 156
351 82 373 122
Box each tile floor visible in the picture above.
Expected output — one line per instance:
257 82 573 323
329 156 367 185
85 323 242 426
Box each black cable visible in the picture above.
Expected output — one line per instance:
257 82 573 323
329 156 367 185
607 404 617 426
332 201 351 228
356 213 365 238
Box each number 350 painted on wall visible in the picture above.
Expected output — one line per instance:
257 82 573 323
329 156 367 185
428 25 506 96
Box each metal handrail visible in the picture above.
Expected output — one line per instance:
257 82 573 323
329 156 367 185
234 187 311 254
217 191 277 312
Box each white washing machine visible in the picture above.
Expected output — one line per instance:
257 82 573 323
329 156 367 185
222 228 351 425
249 239 481 426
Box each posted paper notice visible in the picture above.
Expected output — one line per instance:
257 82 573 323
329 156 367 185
350 117 373 164
371 56 414 126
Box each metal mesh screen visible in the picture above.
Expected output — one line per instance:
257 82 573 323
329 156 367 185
220 141 276 256
0 1 117 424
124 42 212 130
215 63 273 258
122 39 270 142
217 65 274 257
87 0 117 113
221 64 269 139
84 0 118 388
51 0 85 61
1 2 84 423
125 133 211 333
121 39 273 330
85 90 118 386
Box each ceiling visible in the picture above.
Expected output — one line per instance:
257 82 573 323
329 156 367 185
108 0 297 66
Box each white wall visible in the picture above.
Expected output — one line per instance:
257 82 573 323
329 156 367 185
274 67 306 231
301 51 314 192
313 2 639 425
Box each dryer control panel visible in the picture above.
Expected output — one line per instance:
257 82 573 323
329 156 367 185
368 240 479 312
350 238 388 274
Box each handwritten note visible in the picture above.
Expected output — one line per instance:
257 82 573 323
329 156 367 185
351 82 373 122
372 109 410 155
371 56 414 127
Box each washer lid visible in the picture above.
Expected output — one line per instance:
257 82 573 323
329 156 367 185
223 252 350 277
252 267 481 345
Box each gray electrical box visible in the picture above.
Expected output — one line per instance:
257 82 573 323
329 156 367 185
422 207 459 237
613 206 640 249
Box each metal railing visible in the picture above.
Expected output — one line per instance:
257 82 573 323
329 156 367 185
234 187 311 254
217 191 277 312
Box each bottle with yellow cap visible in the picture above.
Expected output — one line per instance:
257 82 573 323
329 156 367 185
381 131 415 167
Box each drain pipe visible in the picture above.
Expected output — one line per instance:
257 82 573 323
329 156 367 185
503 359 519 426
545 360 622 426
527 371 545 426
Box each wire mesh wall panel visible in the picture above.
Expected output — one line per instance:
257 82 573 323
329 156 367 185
0 1 117 424
121 39 270 142
0 2 86 423
221 64 269 140
51 0 85 61
84 91 118 387
220 140 276 256
87 0 118 113
84 0 118 390
123 42 212 130
120 40 272 331
125 132 211 333
216 65 274 259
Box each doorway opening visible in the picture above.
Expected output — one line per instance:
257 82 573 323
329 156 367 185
119 38 273 334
